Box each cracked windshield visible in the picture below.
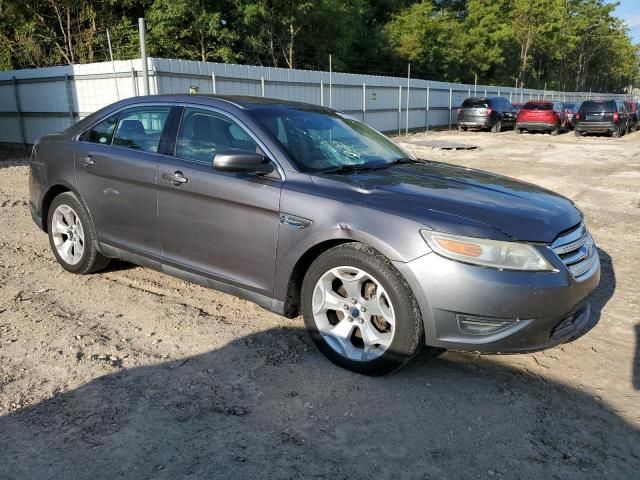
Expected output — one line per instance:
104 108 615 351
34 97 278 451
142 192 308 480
250 108 412 172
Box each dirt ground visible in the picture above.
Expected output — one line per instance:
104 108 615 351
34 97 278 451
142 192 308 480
0 129 639 479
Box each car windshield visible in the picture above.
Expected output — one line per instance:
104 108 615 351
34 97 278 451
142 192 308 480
248 107 413 173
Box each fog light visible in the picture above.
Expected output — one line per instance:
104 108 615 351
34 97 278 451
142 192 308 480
456 315 513 336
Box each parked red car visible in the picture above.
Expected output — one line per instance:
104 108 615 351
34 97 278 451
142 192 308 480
624 100 639 132
515 101 568 135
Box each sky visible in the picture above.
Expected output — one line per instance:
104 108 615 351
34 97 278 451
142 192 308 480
611 0 640 43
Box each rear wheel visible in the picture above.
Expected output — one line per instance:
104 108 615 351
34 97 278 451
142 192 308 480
47 192 110 274
301 243 425 375
457 124 467 132
574 130 582 137
551 122 560 135
515 125 522 134
612 126 621 138
491 120 502 133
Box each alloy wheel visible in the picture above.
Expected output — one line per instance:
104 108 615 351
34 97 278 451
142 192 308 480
312 266 396 362
51 204 85 265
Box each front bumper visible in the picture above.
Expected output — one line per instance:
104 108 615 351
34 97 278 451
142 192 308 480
394 250 600 353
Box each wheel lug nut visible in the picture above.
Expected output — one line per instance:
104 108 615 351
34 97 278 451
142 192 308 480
351 299 357 304
361 306 366 312
358 318 364 324
343 304 349 310
348 317 353 322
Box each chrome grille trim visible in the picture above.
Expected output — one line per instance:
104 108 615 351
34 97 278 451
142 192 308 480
550 223 599 281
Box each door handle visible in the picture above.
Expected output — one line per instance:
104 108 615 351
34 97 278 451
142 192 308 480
80 155 95 166
162 171 188 186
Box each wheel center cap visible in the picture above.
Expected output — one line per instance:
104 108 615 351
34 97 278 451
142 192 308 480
350 307 360 318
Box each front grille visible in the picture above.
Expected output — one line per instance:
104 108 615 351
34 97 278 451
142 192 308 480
550 223 599 281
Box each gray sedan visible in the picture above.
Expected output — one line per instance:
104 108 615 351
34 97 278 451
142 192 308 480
29 95 600 375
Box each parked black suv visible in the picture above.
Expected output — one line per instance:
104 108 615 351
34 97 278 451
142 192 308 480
457 97 516 132
575 100 629 137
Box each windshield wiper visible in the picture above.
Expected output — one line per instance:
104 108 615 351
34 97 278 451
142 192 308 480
319 158 418 174
378 157 418 167
318 164 379 174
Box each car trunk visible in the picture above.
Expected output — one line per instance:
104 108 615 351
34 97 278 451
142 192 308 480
458 100 491 122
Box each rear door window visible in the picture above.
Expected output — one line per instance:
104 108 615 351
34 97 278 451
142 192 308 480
112 107 170 153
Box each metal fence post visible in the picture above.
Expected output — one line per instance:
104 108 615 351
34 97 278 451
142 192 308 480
405 64 410 135
398 85 402 136
131 64 138 96
329 54 333 109
261 76 265 97
362 83 366 123
64 74 75 125
425 86 430 132
138 18 150 95
211 73 217 94
448 88 453 131
12 77 26 148
320 80 324 106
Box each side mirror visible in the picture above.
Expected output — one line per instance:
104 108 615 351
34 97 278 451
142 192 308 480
213 151 274 175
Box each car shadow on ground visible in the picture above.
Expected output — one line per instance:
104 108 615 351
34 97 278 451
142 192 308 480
0 250 634 479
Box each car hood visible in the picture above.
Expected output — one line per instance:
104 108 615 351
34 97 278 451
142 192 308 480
312 161 581 243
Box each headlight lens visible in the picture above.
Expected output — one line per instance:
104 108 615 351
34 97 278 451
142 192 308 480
420 230 555 271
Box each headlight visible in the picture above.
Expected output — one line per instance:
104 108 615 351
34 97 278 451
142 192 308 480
420 230 555 271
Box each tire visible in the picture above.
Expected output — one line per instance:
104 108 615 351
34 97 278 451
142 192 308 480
515 125 522 134
574 130 582 137
612 127 620 138
457 124 467 132
551 122 560 135
491 120 502 133
301 242 425 375
47 192 110 274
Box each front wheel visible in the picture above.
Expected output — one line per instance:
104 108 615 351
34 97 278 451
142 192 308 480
301 243 425 375
515 125 522 134
47 192 110 274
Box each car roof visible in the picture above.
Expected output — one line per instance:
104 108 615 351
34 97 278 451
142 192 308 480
62 94 333 139
121 94 330 111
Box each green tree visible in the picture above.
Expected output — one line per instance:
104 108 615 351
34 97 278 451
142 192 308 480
147 0 238 63
383 0 466 81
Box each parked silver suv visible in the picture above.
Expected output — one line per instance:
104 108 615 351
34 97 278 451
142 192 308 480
29 95 600 375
